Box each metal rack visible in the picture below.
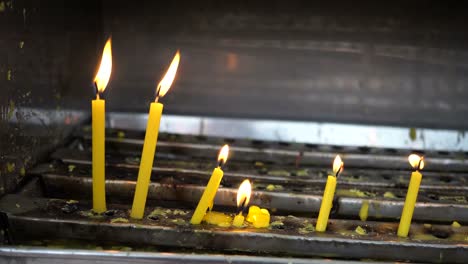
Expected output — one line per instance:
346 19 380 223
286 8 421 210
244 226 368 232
0 112 467 263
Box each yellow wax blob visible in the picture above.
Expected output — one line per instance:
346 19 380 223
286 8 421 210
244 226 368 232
452 221 461 228
203 211 232 227
252 209 270 228
359 200 369 221
232 214 245 227
246 206 261 223
246 206 270 228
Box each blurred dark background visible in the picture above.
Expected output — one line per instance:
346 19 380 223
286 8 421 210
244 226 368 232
1 0 468 129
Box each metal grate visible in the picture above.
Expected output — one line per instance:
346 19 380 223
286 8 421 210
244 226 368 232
0 115 467 263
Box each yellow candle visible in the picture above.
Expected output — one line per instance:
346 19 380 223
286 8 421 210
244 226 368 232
130 102 163 219
130 51 180 219
232 213 245 227
316 155 343 232
92 38 112 213
190 145 230 224
92 99 106 213
398 154 424 237
230 179 251 227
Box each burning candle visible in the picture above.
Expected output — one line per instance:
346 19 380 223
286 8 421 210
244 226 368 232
190 145 230 224
316 155 343 232
398 154 425 237
130 51 180 219
232 179 252 227
92 38 112 213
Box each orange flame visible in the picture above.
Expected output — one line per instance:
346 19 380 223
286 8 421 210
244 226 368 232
217 144 229 166
408 154 424 170
333 155 344 176
236 180 252 208
156 50 180 99
94 38 112 95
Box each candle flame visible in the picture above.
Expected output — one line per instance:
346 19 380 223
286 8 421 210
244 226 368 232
408 154 424 170
333 155 344 176
236 179 252 208
94 38 112 95
217 144 229 166
156 50 180 99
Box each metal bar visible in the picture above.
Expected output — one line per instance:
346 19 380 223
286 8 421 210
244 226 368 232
45 149 468 192
77 134 468 172
41 174 468 222
0 247 387 264
0 195 466 264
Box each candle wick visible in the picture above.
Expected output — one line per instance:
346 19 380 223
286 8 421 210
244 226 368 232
237 197 248 215
154 85 161 103
335 166 343 177
94 82 100 100
217 159 225 169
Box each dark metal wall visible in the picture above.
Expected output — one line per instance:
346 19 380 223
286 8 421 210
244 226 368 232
2 0 468 130
0 0 468 129
0 0 101 195
102 0 468 129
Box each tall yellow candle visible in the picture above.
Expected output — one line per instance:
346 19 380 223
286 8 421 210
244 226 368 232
398 154 424 237
92 38 112 213
316 155 343 232
190 145 230 224
130 51 181 219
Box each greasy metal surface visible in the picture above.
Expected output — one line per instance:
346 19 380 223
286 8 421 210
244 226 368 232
40 173 468 222
36 128 467 222
0 247 386 264
0 195 467 264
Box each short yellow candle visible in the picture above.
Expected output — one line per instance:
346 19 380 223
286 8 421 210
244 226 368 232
190 145 230 224
92 38 112 213
130 51 180 219
230 179 251 227
316 155 343 232
232 213 245 227
398 154 425 237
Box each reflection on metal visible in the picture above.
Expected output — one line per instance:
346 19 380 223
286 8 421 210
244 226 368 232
10 108 87 126
109 112 468 151
10 108 468 151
